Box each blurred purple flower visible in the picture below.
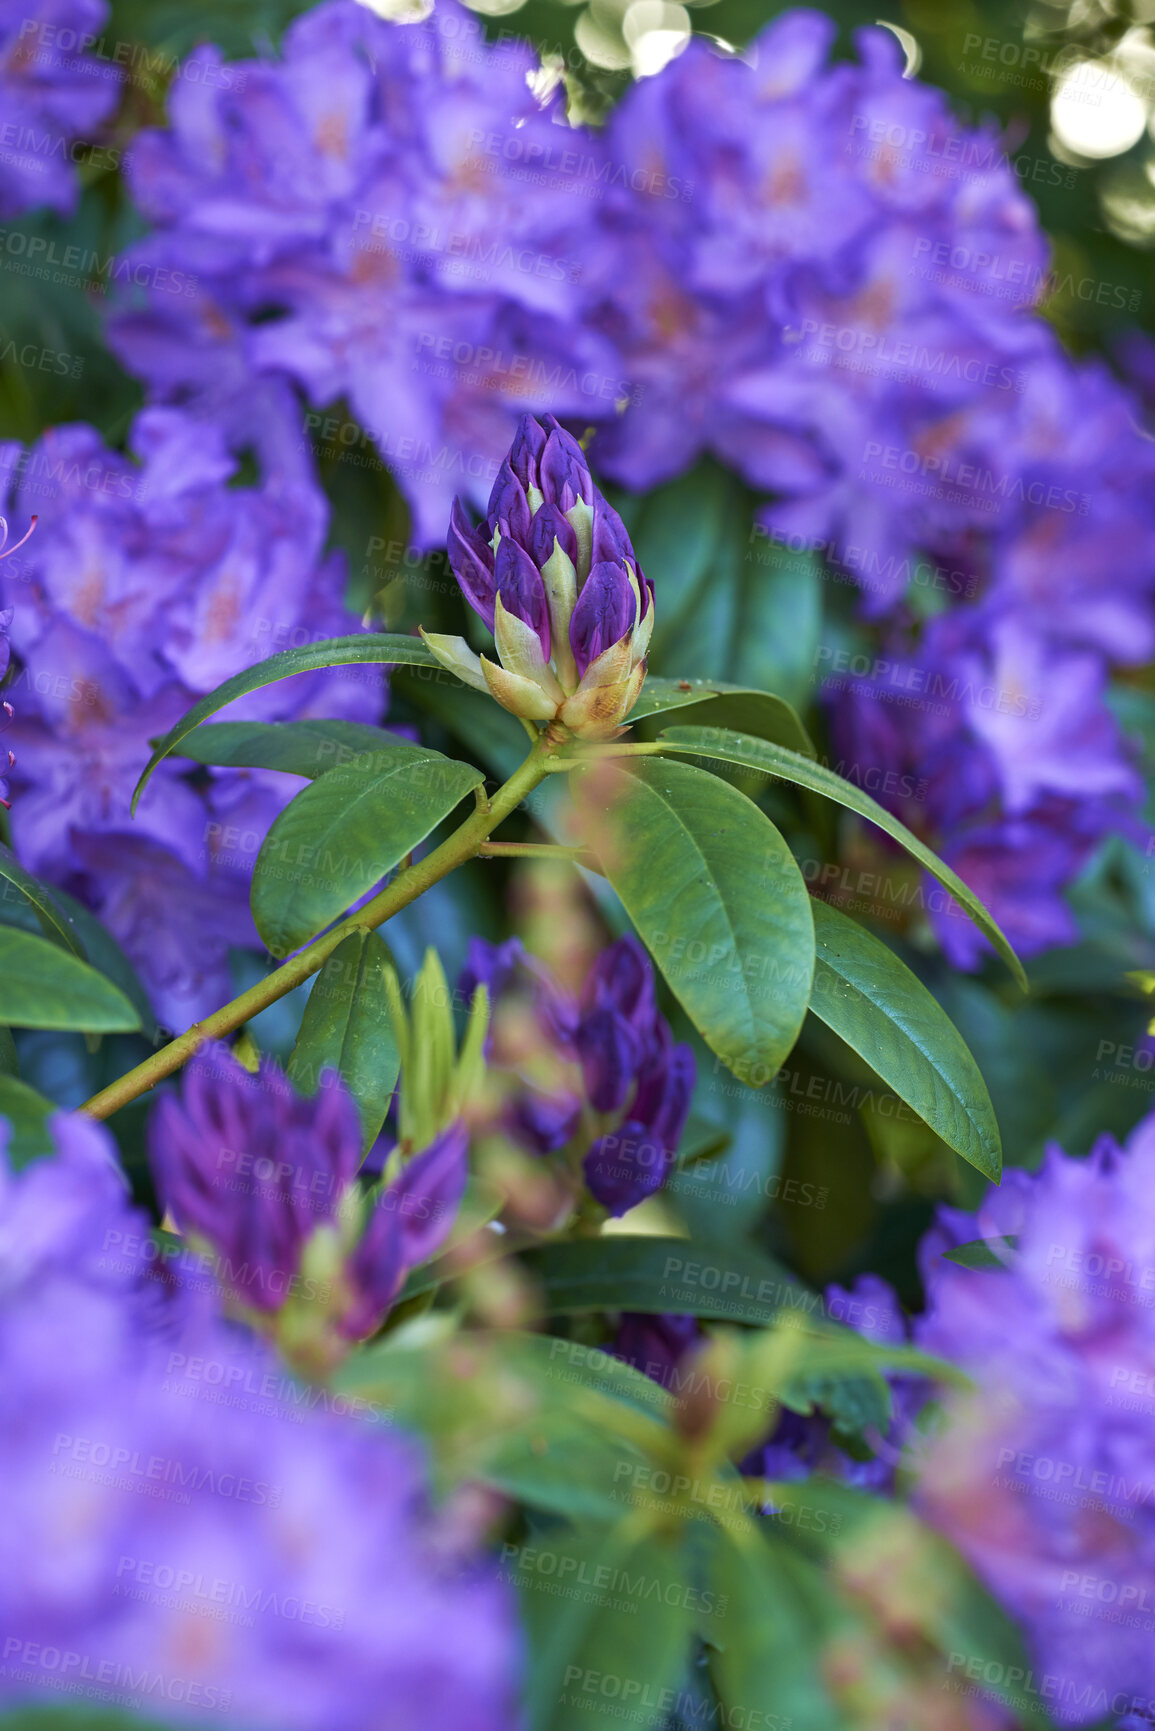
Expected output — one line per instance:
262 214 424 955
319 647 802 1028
914 1116 1155 1723
0 1110 519 1731
0 0 120 219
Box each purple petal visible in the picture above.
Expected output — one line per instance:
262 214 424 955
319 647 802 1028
582 934 655 1033
495 538 551 658
458 936 524 1009
486 459 532 544
575 1007 639 1114
508 413 548 494
390 1120 470 1267
540 419 594 511
528 502 579 572
584 1120 672 1217
447 498 497 630
569 562 636 679
633 1042 696 1154
590 498 636 569
505 1090 582 1154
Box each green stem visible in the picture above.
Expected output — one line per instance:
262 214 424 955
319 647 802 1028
542 741 664 772
478 841 595 864
81 739 555 1121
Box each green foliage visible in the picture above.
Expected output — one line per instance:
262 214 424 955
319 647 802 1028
574 756 815 1082
0 927 142 1032
251 746 484 956
287 930 400 1151
658 726 1028 989
809 900 1002 1180
132 633 444 810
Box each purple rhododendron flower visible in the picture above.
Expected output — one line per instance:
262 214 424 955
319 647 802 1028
0 0 121 219
108 1 618 545
914 1116 1155 1724
0 1111 519 1730
149 1043 467 1342
464 933 694 1219
0 407 381 1027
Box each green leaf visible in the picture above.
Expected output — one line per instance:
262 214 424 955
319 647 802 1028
0 1026 16 1077
173 717 412 779
520 1527 693 1731
287 929 400 1150
391 664 528 781
808 900 1002 1180
706 1529 838 1731
659 728 1028 991
132 632 441 812
0 842 86 956
942 1236 1018 1270
0 927 142 1032
574 756 814 1081
251 745 484 957
630 679 815 758
0 1073 57 1166
50 889 159 1044
518 1236 819 1326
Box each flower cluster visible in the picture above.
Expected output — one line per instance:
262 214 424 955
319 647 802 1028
462 932 694 1217
107 0 617 545
0 1110 518 1731
150 1042 467 1363
0 403 378 1026
427 413 651 736
102 2 1155 966
913 1119 1155 1725
0 0 120 219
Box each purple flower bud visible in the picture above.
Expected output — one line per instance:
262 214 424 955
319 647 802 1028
343 1122 468 1338
582 935 656 1039
505 1090 582 1154
528 501 579 572
590 498 634 568
569 560 637 679
495 538 551 659
148 1042 362 1313
539 416 594 511
486 459 532 544
576 1007 640 1114
633 1042 696 1155
447 499 496 631
508 413 548 495
459 937 524 1010
613 1312 700 1389
584 1119 672 1217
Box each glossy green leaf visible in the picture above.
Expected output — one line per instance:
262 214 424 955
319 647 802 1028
574 756 814 1081
132 633 441 811
0 927 142 1032
518 1236 819 1326
173 717 412 780
809 900 1002 1180
0 842 85 956
630 678 815 758
942 1236 1018 1270
251 745 484 957
706 1530 838 1731
0 1073 56 1166
521 1527 693 1731
287 929 400 1150
659 727 1028 990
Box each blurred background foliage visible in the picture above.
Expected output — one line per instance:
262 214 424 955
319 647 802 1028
6 0 1155 1306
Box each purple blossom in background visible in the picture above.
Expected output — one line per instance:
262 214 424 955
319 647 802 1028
0 0 120 219
823 610 1144 965
150 1042 467 1341
462 933 694 1218
914 1117 1155 1725
108 0 619 544
0 404 380 1027
0 1112 519 1730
